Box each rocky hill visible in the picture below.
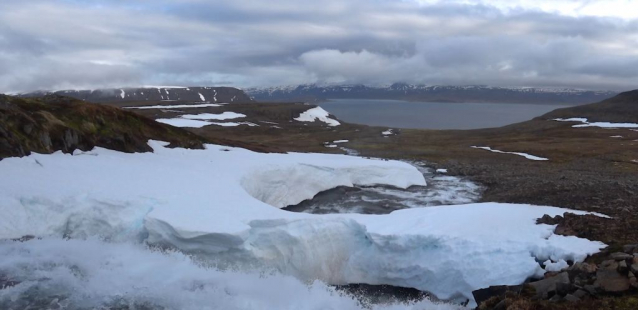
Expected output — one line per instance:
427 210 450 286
0 95 206 159
21 86 253 104
542 89 638 123
246 84 617 105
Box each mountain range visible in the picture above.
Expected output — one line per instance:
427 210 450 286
245 84 618 105
20 86 253 103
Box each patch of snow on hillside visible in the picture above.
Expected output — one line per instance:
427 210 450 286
295 107 341 126
182 112 246 120
382 129 394 136
124 103 222 109
209 122 259 127
199 92 206 101
156 118 211 128
120 89 125 99
471 146 549 161
333 140 349 143
0 142 606 306
554 118 638 129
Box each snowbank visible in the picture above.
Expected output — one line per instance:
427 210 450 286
295 107 341 126
554 118 638 129
0 142 605 306
0 238 460 310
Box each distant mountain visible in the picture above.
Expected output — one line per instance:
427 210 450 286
20 86 253 103
245 83 617 105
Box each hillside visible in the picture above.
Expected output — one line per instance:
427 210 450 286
542 89 638 123
0 95 206 158
21 86 253 104
246 84 617 105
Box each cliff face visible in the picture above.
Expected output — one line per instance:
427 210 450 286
21 86 253 104
0 95 206 159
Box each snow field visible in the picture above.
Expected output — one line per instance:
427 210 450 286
0 142 605 306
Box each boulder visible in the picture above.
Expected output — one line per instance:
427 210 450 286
595 269 630 293
623 244 638 254
631 264 638 274
529 272 570 299
472 285 522 307
564 294 580 302
610 252 633 261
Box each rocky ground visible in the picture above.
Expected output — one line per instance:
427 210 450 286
2 91 637 309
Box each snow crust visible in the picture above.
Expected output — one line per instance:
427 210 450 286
0 142 605 306
182 112 246 120
295 107 341 126
471 146 549 161
125 103 222 109
554 118 638 128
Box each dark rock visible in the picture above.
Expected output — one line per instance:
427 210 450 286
549 294 563 302
600 260 619 270
623 244 638 254
529 272 570 299
583 284 598 295
610 252 633 261
570 262 597 274
618 260 628 273
556 281 574 296
564 294 580 302
472 285 522 307
632 264 638 274
573 289 588 298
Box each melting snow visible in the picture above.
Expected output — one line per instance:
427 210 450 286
199 92 206 101
181 112 246 120
471 146 549 161
209 122 259 127
120 89 125 99
554 118 638 129
295 107 341 126
382 129 394 136
156 118 211 128
0 142 605 306
436 169 448 173
333 140 349 144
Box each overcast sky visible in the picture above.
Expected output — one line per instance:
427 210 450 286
1 0 637 93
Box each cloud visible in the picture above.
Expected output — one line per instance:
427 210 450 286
0 0 637 93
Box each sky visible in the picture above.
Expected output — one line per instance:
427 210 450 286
0 0 637 93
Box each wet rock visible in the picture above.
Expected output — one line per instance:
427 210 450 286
529 272 570 299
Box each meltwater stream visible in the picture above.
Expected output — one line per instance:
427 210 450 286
284 162 483 215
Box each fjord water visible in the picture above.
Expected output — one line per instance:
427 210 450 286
320 99 575 129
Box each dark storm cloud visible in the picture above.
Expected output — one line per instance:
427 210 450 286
0 0 637 93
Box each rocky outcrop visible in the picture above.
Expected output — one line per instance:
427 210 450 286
474 244 638 309
0 95 206 159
